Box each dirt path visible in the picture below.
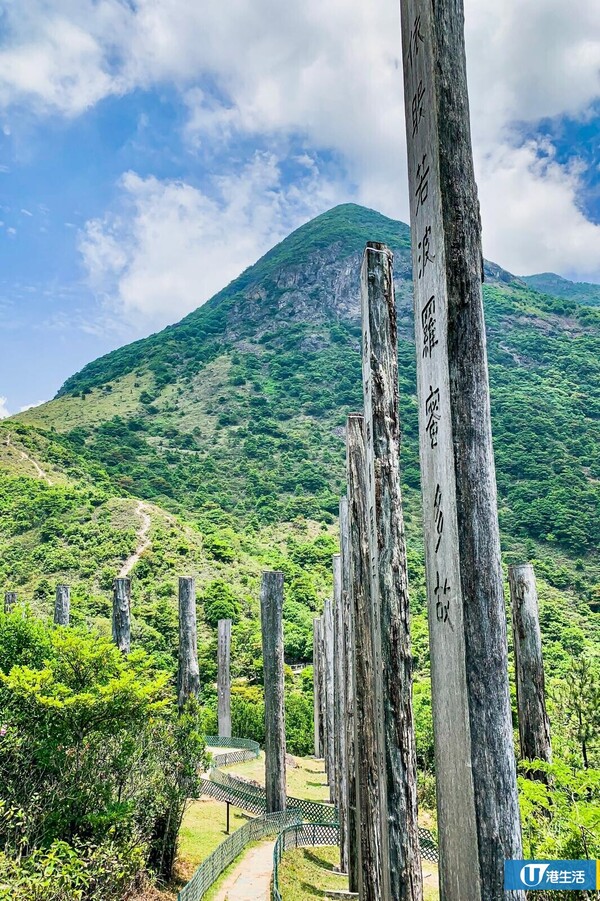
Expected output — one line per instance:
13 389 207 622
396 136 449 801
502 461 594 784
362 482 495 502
211 839 275 901
118 501 152 578
20 450 53 486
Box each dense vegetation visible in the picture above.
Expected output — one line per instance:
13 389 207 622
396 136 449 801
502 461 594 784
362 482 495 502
0 203 598 895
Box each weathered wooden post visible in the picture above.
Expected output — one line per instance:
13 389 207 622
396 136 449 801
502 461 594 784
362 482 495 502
4 592 16 614
313 617 322 758
400 0 524 897
218 618 232 737
347 413 390 901
318 614 329 772
54 585 70 626
323 596 336 805
112 578 131 654
361 243 423 900
508 564 551 764
178 577 200 710
260 571 287 813
333 552 349 874
340 495 359 893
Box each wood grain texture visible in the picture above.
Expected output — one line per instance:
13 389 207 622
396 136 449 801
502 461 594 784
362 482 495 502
333 552 349 874
260 571 287 813
324 596 337 805
54 585 70 626
347 413 390 901
509 564 552 764
400 0 524 895
361 244 423 901
340 495 360 893
178 577 200 710
217 618 232 738
313 617 323 758
112 578 131 654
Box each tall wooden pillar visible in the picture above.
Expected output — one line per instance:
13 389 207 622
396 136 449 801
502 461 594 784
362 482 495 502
313 617 322 758
260 571 287 813
340 495 359 892
218 618 232 737
509 564 551 763
347 413 390 901
333 552 349 874
112 578 131 654
323 596 336 805
4 592 16 614
178 577 200 710
400 0 524 897
54 585 70 626
361 244 423 900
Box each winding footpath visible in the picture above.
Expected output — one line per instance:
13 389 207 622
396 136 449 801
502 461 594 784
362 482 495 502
118 501 152 578
211 840 275 901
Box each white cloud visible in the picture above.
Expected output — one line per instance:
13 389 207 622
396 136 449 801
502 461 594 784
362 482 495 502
19 400 46 412
79 153 345 328
0 397 11 419
2 0 600 279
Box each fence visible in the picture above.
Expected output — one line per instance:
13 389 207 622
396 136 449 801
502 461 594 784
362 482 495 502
204 735 260 768
207 768 338 824
272 822 340 901
178 809 301 901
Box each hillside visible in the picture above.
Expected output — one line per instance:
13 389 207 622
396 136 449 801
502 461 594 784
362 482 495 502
4 202 600 683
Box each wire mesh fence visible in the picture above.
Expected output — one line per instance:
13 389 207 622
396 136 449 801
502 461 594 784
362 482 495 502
204 735 261 768
272 822 340 901
208 768 338 823
178 809 301 901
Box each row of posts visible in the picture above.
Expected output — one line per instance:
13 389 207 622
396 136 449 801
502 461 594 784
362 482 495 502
310 245 552 901
3 579 235 733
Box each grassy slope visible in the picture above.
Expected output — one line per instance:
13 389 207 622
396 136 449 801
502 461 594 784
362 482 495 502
4 203 600 682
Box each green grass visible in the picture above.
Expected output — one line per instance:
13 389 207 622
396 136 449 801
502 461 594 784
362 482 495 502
277 847 440 900
175 799 250 885
222 752 330 803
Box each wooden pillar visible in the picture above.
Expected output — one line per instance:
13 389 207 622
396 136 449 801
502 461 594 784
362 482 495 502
178 577 200 710
260 571 286 813
323 596 336 805
340 495 360 893
347 413 390 901
54 585 70 626
361 244 423 900
217 618 232 737
333 552 349 874
318 614 328 772
400 0 524 897
509 565 551 764
4 592 16 614
313 617 322 758
112 578 131 654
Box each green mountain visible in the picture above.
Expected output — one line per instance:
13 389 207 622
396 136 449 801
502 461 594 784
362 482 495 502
523 272 600 307
3 202 600 684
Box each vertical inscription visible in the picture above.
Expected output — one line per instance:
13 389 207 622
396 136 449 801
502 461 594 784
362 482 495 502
400 1 482 898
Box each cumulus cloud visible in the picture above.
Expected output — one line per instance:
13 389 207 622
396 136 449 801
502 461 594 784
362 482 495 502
79 152 345 328
0 397 11 419
2 0 600 281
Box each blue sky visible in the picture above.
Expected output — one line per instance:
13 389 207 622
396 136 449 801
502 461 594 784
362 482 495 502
1 0 599 413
